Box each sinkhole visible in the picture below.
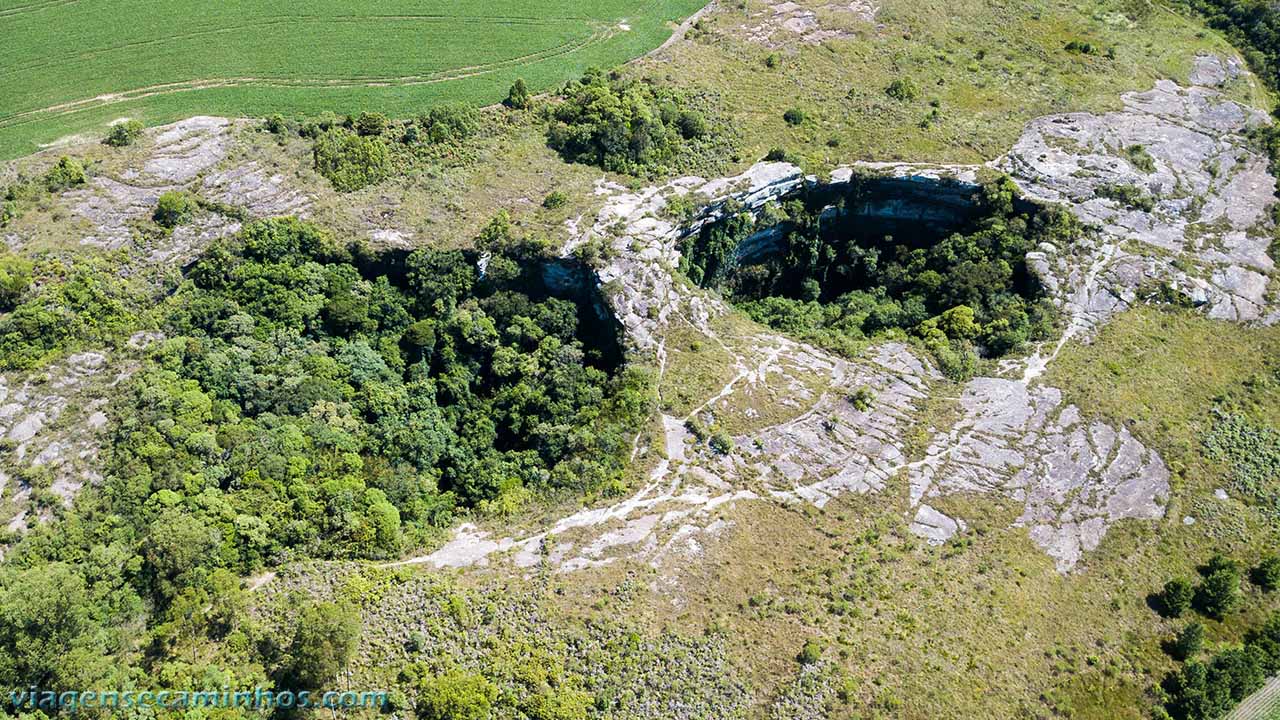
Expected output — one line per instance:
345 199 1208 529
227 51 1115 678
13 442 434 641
679 173 1075 357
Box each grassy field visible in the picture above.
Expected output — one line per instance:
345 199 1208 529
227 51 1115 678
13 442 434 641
642 0 1270 170
0 0 705 159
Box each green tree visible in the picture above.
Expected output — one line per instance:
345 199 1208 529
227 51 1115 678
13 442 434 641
354 111 389 137
1197 563 1242 620
1247 612 1280 674
421 103 480 144
142 511 222 600
709 430 734 455
797 639 823 665
0 254 32 312
104 119 144 147
505 78 532 109
44 156 86 192
1170 621 1205 661
284 601 361 690
1162 577 1195 618
0 564 95 687
264 113 288 135
1252 555 1280 592
313 129 391 192
416 670 496 720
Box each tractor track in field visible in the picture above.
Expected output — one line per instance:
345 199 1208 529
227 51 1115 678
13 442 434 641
0 0 80 19
0 23 627 129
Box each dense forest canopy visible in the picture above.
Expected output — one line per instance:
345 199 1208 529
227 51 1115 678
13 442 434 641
0 216 653 710
104 216 644 564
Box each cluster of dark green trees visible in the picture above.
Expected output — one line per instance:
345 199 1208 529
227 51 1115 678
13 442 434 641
1154 553 1280 720
264 105 486 192
0 252 136 371
0 215 652 715
681 176 1071 377
547 68 714 176
107 216 646 564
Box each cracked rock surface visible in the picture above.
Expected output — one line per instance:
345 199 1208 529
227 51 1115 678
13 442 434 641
1001 54 1277 326
908 378 1170 569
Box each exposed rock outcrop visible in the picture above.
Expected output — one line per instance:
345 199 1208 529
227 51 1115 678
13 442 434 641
4 55 1272 580
1001 55 1276 326
54 116 311 262
907 378 1169 569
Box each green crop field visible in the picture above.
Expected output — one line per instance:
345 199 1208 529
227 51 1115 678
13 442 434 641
0 0 706 159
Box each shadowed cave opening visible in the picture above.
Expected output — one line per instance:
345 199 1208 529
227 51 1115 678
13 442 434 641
680 174 1076 360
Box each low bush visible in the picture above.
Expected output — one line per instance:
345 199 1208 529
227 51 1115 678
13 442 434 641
542 191 568 210
885 78 920 102
104 119 145 147
313 129 391 192
153 191 197 228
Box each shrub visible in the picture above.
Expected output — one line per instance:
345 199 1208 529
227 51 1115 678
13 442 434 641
313 129 391 192
1253 555 1280 592
44 156 86 192
1127 144 1157 173
505 78 532 110
263 114 288 135
797 639 823 665
677 110 709 139
0 201 17 228
1097 183 1155 212
104 119 144 147
849 386 876 412
1064 40 1099 54
542 191 568 210
416 670 496 720
420 103 480 145
685 418 709 443
354 111 389 137
1162 578 1195 618
299 111 341 139
885 78 920 102
765 53 781 68
153 191 197 228
783 108 807 126
709 431 734 455
1202 411 1280 519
